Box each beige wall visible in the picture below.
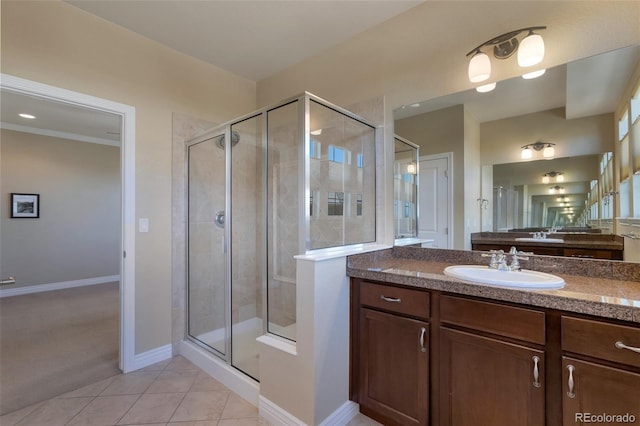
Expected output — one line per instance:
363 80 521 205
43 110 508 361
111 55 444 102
1 1 256 354
1 130 120 287
257 2 640 111
395 105 483 249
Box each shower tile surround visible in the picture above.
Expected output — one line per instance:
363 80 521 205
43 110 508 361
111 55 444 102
347 246 640 323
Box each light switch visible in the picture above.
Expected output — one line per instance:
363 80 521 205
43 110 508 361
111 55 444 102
139 218 149 233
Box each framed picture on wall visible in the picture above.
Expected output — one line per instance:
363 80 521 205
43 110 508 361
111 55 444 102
11 193 40 218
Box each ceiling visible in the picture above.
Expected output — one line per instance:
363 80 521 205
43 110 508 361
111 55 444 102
65 0 423 81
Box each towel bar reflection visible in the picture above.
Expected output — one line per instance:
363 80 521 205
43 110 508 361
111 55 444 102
1 276 16 286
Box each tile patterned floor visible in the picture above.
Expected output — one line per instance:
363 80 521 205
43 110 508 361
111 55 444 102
0 356 382 426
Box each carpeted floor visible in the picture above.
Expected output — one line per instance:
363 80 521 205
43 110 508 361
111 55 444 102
0 282 120 415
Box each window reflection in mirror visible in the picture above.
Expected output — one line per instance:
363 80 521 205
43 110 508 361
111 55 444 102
394 136 418 240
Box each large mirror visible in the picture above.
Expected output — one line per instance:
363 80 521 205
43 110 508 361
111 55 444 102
393 45 640 253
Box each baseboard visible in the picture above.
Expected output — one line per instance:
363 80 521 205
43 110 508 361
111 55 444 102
133 344 173 370
259 395 306 426
0 275 120 298
318 400 359 426
179 340 259 406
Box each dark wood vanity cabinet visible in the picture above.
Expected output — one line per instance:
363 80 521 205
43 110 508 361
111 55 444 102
350 278 640 426
561 317 640 425
354 281 430 425
439 295 546 426
439 329 545 426
471 243 623 260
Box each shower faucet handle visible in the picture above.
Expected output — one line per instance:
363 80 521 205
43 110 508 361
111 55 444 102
215 210 225 228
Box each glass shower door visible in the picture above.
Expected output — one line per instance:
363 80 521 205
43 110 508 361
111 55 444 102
230 115 264 380
187 132 228 358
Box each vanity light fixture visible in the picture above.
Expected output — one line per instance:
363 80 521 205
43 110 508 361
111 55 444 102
407 163 417 174
466 26 546 85
549 185 565 194
521 141 555 159
542 171 564 184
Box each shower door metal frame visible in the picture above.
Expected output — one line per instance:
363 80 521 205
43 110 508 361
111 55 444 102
185 125 232 363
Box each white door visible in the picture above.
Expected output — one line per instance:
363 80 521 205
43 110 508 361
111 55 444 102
418 155 450 248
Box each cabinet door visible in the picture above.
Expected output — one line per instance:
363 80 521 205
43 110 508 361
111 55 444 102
440 328 545 426
562 357 640 425
359 308 429 426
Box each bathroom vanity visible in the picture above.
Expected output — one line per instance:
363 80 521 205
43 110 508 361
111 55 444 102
471 232 624 260
347 247 640 426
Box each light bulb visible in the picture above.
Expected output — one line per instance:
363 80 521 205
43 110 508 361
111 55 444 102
521 147 532 159
543 145 555 158
549 188 556 194
468 52 491 83
518 32 545 67
542 176 550 184
476 82 496 93
407 163 416 174
522 69 546 79
556 174 564 182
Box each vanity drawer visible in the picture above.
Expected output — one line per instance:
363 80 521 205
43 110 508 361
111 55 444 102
440 295 545 344
360 281 429 320
562 316 640 368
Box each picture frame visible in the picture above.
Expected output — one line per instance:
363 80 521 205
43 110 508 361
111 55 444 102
11 193 40 218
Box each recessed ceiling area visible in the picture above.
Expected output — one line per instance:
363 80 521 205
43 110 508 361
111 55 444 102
0 90 122 146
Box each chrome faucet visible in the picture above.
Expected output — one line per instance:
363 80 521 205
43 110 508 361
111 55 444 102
482 250 508 270
508 246 532 271
482 248 531 271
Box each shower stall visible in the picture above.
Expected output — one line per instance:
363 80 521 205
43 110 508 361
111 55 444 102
185 93 376 381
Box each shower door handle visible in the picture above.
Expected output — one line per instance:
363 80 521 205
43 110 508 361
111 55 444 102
1 276 16 286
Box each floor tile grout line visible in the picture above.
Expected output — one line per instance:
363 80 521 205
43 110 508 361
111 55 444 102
165 388 191 424
62 394 99 426
113 361 177 426
110 391 145 426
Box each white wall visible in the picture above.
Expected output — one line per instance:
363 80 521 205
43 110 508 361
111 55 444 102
1 130 120 288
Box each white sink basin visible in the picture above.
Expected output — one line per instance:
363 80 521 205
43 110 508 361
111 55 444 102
443 265 565 289
515 237 565 243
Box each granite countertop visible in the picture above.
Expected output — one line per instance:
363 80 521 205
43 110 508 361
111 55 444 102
347 247 640 324
471 232 624 250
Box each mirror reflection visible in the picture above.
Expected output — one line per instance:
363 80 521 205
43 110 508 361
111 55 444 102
394 45 640 258
393 136 418 241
